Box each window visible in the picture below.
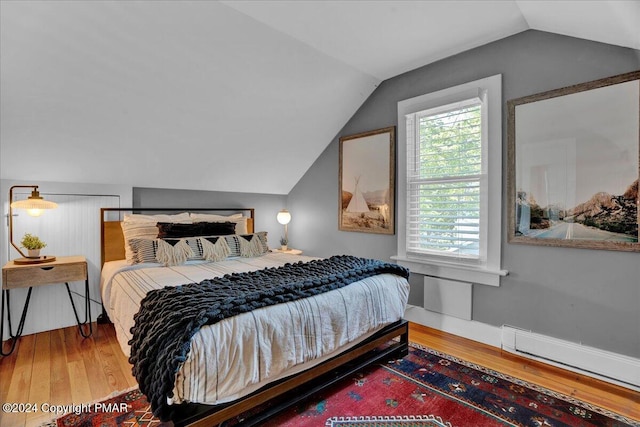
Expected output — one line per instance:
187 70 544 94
394 75 506 286
407 99 483 259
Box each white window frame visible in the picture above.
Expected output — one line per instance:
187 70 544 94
393 75 507 286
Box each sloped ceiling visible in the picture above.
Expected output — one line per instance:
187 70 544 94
1 1 638 194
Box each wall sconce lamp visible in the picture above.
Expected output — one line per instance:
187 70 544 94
9 185 57 264
276 209 291 245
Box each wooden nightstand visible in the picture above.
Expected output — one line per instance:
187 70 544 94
271 248 303 255
1 255 92 356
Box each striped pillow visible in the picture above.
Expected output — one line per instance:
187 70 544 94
128 238 159 265
128 231 269 265
129 237 197 266
219 232 269 257
194 232 269 259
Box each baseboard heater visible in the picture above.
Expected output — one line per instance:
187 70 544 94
502 325 640 390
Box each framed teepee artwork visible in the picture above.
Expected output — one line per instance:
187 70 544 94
339 126 395 234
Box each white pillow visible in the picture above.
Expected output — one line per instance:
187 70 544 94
189 213 248 235
124 212 191 223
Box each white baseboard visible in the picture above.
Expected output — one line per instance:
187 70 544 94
404 304 640 391
404 304 502 347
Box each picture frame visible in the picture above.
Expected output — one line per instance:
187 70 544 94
339 126 395 234
507 70 640 251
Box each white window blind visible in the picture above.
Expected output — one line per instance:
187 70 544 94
406 98 485 260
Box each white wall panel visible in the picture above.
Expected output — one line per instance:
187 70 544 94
423 277 472 321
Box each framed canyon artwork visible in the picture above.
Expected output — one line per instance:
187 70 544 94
507 70 640 252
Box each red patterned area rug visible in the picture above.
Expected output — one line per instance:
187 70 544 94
45 343 638 427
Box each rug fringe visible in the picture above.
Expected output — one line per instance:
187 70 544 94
325 414 453 427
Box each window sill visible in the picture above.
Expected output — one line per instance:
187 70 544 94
391 255 508 287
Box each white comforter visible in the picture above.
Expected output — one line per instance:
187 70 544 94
100 252 409 406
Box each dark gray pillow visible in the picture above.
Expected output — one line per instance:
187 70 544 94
156 221 235 238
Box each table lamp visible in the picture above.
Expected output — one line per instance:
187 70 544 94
9 185 57 264
276 209 291 247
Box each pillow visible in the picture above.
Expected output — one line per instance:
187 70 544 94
237 233 268 257
156 221 236 238
195 236 231 262
129 237 196 266
189 213 242 221
155 238 194 266
121 213 192 264
224 232 269 258
122 222 161 263
189 213 248 235
128 238 159 264
129 232 269 265
200 221 237 236
124 212 191 223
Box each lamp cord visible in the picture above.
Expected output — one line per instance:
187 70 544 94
67 289 102 307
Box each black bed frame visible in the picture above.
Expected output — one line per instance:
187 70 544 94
99 207 409 426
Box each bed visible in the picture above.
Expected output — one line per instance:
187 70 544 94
99 207 410 426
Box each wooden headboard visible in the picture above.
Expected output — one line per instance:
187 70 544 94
100 208 255 266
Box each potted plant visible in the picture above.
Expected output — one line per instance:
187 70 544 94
279 237 288 251
21 233 46 258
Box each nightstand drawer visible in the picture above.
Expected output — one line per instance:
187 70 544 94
3 262 87 289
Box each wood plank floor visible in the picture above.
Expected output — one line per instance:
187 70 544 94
1 323 137 427
1 322 638 426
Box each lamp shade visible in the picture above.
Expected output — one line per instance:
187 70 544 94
276 209 291 225
11 189 58 210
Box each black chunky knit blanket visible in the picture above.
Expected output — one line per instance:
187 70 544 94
128 255 409 421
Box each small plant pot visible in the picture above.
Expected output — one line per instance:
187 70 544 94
280 245 288 251
27 249 41 258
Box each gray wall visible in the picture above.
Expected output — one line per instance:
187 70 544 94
133 187 287 248
288 30 640 358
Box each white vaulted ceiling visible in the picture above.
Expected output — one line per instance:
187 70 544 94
1 1 638 194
